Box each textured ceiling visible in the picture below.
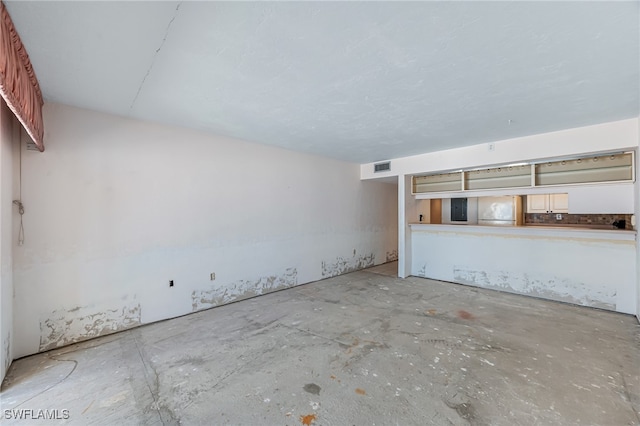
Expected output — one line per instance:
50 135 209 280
5 1 639 163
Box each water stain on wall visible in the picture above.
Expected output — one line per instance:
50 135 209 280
453 267 615 310
321 251 375 278
191 267 298 312
386 249 398 262
39 303 141 352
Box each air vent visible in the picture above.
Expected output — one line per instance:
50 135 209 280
374 162 391 173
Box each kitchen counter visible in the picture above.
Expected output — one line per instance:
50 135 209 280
409 223 636 314
408 222 635 242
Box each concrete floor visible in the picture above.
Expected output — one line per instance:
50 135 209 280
2 262 639 425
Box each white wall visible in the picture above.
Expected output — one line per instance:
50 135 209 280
0 99 18 382
11 103 398 358
398 176 412 278
362 118 639 180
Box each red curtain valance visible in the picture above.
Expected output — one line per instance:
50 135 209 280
0 1 44 151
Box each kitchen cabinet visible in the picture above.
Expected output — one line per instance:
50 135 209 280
527 194 569 213
549 193 569 212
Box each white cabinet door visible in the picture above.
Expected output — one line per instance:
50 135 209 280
527 194 569 213
549 193 569 213
527 194 550 213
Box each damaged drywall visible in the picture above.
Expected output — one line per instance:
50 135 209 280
416 264 427 278
192 267 298 312
10 104 399 359
453 267 616 311
321 251 375 278
385 249 398 262
40 303 141 352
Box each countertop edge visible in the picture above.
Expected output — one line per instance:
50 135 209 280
408 223 636 241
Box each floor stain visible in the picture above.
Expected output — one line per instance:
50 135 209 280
300 413 317 425
445 400 477 422
355 388 366 395
303 383 321 395
426 339 462 349
457 310 474 320
426 309 437 315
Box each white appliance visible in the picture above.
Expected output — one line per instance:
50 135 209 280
477 196 523 226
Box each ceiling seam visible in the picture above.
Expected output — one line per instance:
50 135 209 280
129 1 183 113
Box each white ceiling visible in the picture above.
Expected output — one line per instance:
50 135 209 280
5 1 639 163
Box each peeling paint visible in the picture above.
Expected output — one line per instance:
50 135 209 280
416 264 427 278
385 249 398 262
192 267 298 312
40 303 141 352
321 252 375 278
453 267 616 310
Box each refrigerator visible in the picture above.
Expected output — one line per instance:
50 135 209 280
477 196 523 226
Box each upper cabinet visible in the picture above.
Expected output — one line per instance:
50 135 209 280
412 152 633 195
527 194 569 213
549 193 569 212
534 153 633 186
527 194 549 213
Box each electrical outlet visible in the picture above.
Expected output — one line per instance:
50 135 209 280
555 214 562 220
169 280 174 287
210 273 216 281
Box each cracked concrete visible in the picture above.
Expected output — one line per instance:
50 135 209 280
1 262 639 425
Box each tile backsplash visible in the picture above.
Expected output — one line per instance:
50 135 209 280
525 213 633 230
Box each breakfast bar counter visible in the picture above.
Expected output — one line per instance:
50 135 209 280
409 223 636 314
